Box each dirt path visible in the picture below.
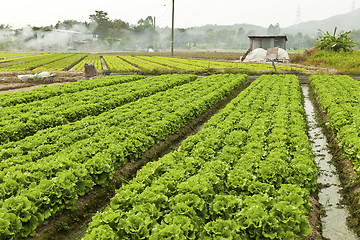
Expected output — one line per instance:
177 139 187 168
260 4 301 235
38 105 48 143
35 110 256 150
0 82 74 94
0 71 87 94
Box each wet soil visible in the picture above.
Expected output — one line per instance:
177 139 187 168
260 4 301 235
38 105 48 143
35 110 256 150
0 71 89 93
302 84 359 240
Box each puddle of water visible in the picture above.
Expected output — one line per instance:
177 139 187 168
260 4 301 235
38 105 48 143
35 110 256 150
302 84 359 240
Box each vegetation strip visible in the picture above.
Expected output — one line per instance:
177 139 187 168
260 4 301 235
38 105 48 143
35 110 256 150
102 56 138 73
71 55 103 71
0 52 309 74
0 74 248 239
302 84 356 239
0 54 53 69
309 75 360 176
0 74 194 143
27 79 252 240
32 54 87 71
309 75 360 235
84 75 317 239
0 74 145 107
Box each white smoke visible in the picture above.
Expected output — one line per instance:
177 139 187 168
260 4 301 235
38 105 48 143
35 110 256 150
0 23 97 51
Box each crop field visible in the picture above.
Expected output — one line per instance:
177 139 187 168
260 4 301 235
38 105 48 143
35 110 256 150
0 73 250 238
0 52 307 74
310 75 360 175
84 75 317 239
1 52 360 239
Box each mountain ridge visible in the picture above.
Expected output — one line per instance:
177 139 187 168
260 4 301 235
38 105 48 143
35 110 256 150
174 8 360 37
282 8 360 36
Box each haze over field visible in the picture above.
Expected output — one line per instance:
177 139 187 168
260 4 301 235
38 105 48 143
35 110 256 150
0 0 358 28
1 0 360 51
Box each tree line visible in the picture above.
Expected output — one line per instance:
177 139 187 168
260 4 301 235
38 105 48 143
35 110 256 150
0 11 359 51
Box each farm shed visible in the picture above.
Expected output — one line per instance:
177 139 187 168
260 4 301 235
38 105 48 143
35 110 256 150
248 35 288 50
241 35 289 62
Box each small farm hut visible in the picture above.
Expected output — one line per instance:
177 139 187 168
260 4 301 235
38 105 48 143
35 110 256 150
242 35 290 62
248 35 287 50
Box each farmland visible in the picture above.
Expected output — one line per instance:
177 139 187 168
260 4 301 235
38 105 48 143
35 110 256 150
1 50 360 239
84 75 317 239
0 51 308 75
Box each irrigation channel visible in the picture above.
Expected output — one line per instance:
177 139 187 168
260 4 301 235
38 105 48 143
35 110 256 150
302 83 359 240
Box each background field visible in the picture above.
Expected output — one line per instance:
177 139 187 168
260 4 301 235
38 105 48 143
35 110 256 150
0 51 311 76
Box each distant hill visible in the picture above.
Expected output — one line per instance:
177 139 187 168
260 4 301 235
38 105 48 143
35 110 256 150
186 23 267 34
155 8 360 50
282 8 360 36
172 8 360 38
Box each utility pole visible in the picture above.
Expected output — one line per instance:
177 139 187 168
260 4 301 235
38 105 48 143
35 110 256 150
154 16 156 51
171 0 175 56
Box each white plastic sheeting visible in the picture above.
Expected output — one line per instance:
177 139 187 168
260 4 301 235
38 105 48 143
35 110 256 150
243 48 290 62
243 48 267 62
277 48 290 62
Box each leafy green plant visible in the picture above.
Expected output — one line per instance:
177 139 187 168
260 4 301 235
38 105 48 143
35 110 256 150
84 75 316 239
0 74 193 143
0 74 248 239
315 27 358 52
310 75 360 175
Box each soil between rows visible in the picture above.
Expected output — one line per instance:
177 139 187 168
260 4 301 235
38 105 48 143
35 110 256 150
307 84 360 238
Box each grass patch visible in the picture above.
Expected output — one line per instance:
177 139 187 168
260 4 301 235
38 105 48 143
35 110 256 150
291 49 360 75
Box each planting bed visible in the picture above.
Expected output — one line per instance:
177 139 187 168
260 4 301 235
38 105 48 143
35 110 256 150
0 52 309 75
0 74 248 239
1 72 360 239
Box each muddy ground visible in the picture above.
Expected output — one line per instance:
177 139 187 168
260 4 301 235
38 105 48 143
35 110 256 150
0 71 86 93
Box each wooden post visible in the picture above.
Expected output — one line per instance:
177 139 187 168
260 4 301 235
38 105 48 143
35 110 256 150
271 61 277 71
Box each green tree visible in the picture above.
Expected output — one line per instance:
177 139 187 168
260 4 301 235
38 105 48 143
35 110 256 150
266 23 280 35
89 10 112 39
287 32 314 50
0 24 12 30
106 19 130 47
55 20 87 30
133 16 154 33
131 16 158 50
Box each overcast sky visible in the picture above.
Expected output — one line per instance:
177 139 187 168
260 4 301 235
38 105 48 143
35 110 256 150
0 0 358 29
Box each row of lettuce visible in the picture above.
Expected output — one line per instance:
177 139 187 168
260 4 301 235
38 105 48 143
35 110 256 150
0 74 197 143
0 74 248 239
3 73 360 239
0 53 306 73
310 75 360 175
83 75 318 239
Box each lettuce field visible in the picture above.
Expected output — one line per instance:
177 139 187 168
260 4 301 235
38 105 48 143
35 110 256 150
0 52 307 74
1 64 360 239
